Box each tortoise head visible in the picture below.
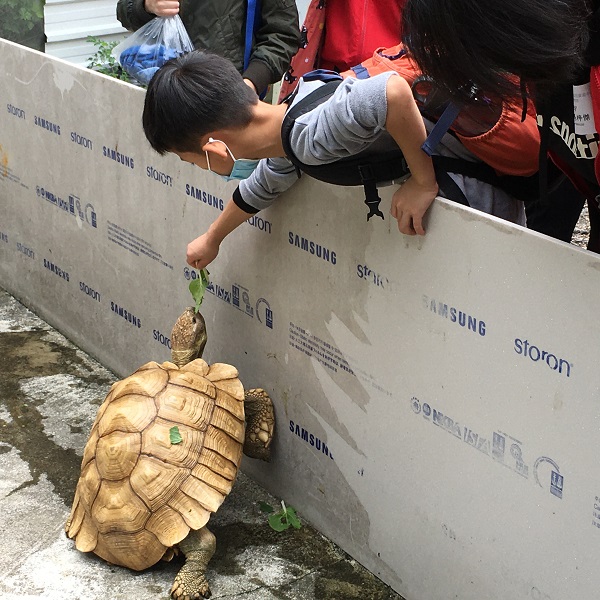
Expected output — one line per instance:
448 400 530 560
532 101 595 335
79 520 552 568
170 307 208 368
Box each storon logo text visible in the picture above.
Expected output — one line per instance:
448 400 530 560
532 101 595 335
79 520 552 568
514 338 572 377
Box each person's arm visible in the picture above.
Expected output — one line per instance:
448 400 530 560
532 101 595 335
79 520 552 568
242 0 300 94
385 75 438 235
187 157 298 269
290 73 438 235
187 200 254 270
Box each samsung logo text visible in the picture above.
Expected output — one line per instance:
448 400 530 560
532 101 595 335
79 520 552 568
110 302 142 328
43 259 70 282
103 146 134 169
34 116 60 135
185 185 224 210
289 420 334 460
423 295 486 337
288 231 337 264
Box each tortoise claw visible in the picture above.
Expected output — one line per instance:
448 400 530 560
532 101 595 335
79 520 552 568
170 575 212 599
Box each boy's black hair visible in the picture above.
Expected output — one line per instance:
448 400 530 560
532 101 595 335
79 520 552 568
401 0 591 104
142 50 258 155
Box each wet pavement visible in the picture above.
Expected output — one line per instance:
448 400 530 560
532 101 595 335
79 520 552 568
0 287 404 600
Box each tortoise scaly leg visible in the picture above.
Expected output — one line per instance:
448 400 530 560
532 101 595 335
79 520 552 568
171 527 216 600
243 388 275 461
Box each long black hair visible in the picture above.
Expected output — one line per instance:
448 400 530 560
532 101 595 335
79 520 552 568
402 0 592 104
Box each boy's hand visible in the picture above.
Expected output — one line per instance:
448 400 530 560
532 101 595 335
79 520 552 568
185 199 255 270
390 176 439 236
187 233 220 271
144 0 180 17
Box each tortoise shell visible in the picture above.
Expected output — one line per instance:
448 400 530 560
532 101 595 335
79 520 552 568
65 358 245 571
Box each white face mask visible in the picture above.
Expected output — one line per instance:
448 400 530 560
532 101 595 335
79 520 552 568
205 137 260 181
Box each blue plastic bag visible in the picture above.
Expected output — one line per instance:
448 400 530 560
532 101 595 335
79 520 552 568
112 16 194 85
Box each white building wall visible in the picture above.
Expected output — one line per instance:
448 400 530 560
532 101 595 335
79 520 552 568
44 0 128 67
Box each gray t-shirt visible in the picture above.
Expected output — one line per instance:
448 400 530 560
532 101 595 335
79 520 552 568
237 73 525 225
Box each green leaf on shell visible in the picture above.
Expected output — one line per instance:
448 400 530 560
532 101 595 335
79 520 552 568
170 426 183 444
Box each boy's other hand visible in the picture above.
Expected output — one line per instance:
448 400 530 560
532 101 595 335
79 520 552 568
187 233 220 271
390 176 438 236
144 0 180 17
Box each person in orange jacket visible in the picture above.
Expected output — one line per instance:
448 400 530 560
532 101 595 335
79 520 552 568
402 0 600 251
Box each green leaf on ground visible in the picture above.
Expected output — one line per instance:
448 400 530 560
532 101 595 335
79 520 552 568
259 501 274 513
285 507 302 529
267 500 302 532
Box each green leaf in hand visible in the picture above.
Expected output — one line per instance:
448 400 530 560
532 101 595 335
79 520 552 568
189 269 210 313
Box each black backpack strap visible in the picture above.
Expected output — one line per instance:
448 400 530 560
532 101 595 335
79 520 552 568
433 165 470 206
281 79 344 179
432 155 540 202
358 165 386 220
281 76 534 218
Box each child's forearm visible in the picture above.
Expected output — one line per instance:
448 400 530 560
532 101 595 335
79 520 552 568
384 75 437 188
385 75 439 236
186 199 255 269
206 199 255 245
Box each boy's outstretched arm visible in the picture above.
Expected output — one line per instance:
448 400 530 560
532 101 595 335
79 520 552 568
187 200 255 270
385 75 439 235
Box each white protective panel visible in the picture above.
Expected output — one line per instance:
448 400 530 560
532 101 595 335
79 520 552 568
1 40 599 600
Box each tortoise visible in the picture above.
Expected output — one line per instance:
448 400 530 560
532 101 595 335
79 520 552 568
65 307 275 599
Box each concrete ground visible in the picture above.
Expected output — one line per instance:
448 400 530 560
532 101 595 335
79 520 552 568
0 287 404 600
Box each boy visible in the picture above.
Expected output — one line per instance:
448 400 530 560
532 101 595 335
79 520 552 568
142 50 533 271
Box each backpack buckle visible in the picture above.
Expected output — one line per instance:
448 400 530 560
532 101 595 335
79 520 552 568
360 174 385 221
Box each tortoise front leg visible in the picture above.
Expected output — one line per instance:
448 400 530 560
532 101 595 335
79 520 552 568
243 388 275 461
171 527 216 599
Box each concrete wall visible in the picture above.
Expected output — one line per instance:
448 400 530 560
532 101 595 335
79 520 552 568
1 39 600 600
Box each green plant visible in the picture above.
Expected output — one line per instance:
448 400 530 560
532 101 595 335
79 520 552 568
189 269 210 313
86 36 132 82
0 0 44 51
260 500 302 532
